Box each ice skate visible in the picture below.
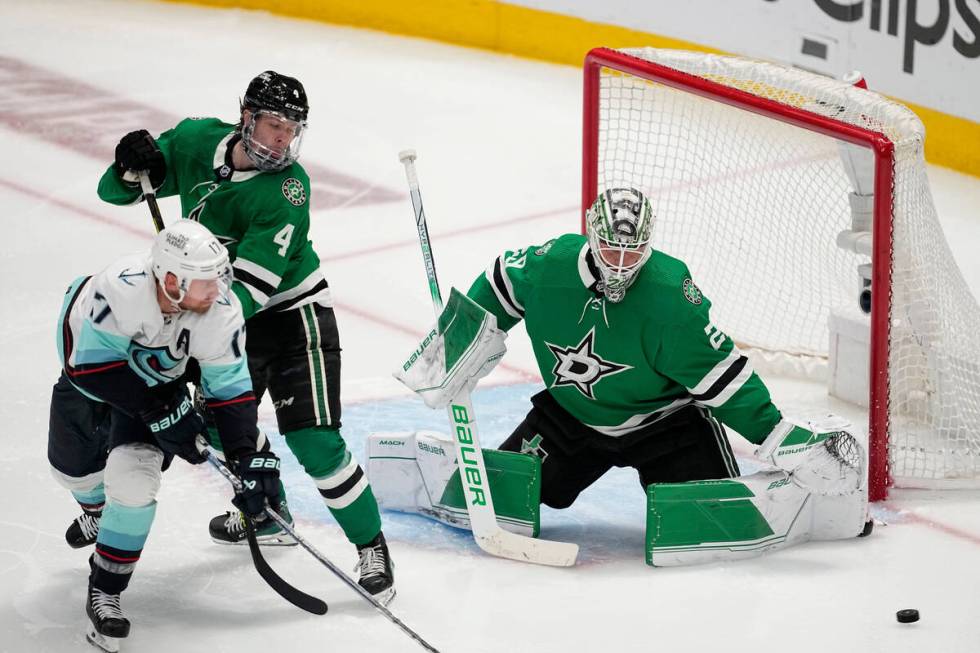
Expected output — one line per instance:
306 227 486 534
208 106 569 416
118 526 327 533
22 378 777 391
85 585 129 652
209 500 296 546
355 531 395 606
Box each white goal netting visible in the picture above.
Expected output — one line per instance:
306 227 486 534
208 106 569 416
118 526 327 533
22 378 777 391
590 48 980 493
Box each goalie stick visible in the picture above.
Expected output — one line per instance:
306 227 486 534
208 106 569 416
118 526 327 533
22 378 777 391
398 149 578 567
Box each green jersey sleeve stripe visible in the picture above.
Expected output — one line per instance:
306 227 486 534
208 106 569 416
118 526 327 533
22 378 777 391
262 271 331 310
234 273 271 306
687 349 743 396
692 358 755 407
233 257 282 289
486 256 524 319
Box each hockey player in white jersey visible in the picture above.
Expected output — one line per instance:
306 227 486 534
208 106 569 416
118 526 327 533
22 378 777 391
48 221 280 652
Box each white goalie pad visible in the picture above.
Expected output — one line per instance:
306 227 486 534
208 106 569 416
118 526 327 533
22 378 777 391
366 430 473 530
394 288 507 409
365 430 539 536
647 464 868 566
648 423 868 566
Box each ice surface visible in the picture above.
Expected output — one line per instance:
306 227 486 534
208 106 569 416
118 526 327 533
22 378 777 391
1 2 978 651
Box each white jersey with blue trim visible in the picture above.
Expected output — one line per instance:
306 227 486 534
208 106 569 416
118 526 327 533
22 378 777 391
62 253 250 402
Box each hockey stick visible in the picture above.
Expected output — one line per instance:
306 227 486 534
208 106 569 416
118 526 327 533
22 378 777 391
398 149 579 567
133 175 326 611
135 172 329 612
137 171 165 233
197 442 328 615
198 441 440 651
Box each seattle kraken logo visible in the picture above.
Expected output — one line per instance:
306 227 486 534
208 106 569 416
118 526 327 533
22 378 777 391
545 327 631 399
129 343 184 386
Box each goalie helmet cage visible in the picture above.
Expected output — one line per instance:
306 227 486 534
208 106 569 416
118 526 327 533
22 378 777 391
582 47 980 501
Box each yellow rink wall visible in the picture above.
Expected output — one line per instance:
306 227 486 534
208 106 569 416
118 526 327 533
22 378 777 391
165 0 978 177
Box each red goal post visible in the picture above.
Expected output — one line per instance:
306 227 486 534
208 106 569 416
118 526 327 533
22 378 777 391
581 47 980 501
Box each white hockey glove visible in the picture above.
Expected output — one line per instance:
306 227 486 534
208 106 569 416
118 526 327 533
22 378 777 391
394 288 507 409
756 415 865 495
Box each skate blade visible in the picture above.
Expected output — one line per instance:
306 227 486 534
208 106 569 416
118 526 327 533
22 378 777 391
86 624 122 653
372 586 396 607
211 533 298 547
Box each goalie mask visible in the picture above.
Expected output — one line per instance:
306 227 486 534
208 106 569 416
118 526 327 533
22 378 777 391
585 187 655 302
240 70 309 172
151 220 231 308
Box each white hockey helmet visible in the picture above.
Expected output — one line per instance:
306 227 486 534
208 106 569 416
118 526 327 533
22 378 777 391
585 187 655 302
151 220 231 305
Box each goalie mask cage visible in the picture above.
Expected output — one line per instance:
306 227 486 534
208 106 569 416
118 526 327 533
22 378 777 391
582 47 980 501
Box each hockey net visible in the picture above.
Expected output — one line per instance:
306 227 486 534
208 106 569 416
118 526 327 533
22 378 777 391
583 48 980 500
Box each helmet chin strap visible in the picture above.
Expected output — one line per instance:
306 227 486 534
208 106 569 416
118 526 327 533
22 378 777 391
157 276 185 313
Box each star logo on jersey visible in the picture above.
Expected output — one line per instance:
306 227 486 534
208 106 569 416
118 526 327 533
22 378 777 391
682 278 702 305
282 177 306 206
520 434 549 462
545 327 632 399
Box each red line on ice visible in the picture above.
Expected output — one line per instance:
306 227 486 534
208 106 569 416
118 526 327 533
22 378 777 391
0 177 151 239
886 505 980 546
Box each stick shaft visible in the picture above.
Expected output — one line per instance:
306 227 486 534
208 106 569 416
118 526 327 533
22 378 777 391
200 442 439 651
137 171 165 233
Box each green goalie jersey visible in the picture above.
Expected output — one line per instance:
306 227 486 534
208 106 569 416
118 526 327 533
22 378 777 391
98 118 330 319
466 233 782 445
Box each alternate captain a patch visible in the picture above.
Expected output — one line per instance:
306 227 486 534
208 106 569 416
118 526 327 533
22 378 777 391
545 327 632 399
282 177 306 206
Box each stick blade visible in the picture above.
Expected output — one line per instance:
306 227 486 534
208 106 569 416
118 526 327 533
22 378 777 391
245 519 329 615
475 529 579 567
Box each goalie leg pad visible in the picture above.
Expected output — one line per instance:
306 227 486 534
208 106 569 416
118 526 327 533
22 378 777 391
646 467 867 566
366 431 541 536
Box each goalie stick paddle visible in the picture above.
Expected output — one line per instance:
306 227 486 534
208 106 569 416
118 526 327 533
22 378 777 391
398 149 578 568
137 171 165 233
198 440 440 651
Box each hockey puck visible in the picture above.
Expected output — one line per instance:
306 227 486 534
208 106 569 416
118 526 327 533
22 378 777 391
896 609 920 623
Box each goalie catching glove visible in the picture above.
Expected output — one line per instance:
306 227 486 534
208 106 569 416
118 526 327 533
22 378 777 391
394 288 507 408
755 415 865 495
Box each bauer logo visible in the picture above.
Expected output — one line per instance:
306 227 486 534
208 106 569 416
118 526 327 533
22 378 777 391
418 441 446 456
402 329 437 371
282 178 306 206
451 404 487 507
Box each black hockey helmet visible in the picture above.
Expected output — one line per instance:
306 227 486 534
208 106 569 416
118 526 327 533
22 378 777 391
242 71 309 123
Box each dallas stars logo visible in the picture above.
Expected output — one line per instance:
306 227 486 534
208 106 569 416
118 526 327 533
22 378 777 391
282 177 306 206
545 327 632 399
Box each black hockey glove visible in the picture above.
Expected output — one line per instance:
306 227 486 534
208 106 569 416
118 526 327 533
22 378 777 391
140 389 207 465
233 451 282 519
114 129 166 188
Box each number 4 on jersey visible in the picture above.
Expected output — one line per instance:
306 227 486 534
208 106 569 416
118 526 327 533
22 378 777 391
273 224 294 256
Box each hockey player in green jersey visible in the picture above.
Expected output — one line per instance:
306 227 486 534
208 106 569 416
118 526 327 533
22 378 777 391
385 187 869 565
89 71 393 601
